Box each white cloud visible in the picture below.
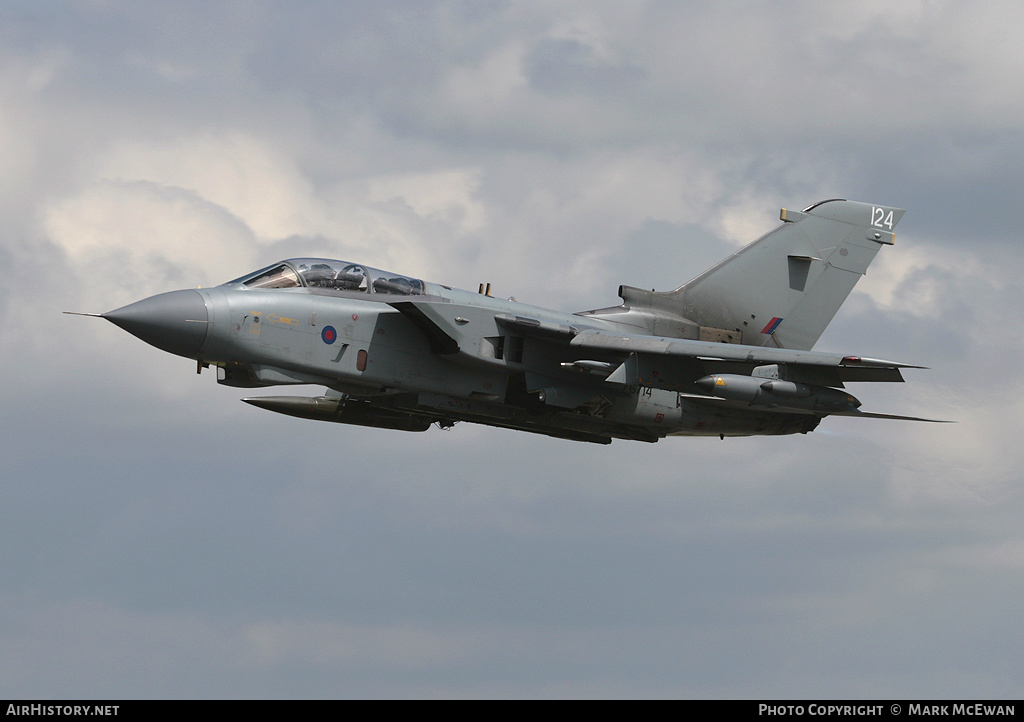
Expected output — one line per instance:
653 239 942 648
41 129 498 305
97 134 319 243
0 49 68 199
856 241 994 318
438 41 528 114
710 192 787 247
45 179 258 306
366 169 487 234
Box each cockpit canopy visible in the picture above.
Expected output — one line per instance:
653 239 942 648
226 258 425 296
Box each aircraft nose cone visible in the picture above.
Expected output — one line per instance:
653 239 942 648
104 289 209 358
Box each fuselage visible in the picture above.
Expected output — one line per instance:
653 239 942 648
92 199 934 443
102 257 823 443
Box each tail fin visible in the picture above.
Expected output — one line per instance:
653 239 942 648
679 199 904 349
605 199 904 350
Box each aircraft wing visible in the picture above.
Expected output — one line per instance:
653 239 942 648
392 300 923 389
568 329 923 388
389 302 939 420
565 329 947 421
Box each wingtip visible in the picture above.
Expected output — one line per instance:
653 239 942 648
841 356 930 370
834 409 954 423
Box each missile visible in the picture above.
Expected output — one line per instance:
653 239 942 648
242 395 433 431
560 360 618 375
693 374 860 412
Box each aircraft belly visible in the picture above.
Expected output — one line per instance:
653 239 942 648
606 387 682 426
666 399 821 436
365 348 508 399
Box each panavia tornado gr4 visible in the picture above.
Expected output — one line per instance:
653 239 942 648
73 199 942 444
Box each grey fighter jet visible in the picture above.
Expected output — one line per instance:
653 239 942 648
73 199 942 444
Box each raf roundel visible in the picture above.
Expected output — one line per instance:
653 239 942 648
321 325 338 345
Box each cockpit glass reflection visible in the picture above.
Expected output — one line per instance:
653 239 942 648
243 264 301 289
227 258 424 296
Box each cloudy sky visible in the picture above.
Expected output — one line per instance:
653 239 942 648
2 0 1022 698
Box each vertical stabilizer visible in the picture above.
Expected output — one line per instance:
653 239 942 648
674 199 904 350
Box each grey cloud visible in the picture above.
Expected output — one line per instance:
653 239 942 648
523 37 646 97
